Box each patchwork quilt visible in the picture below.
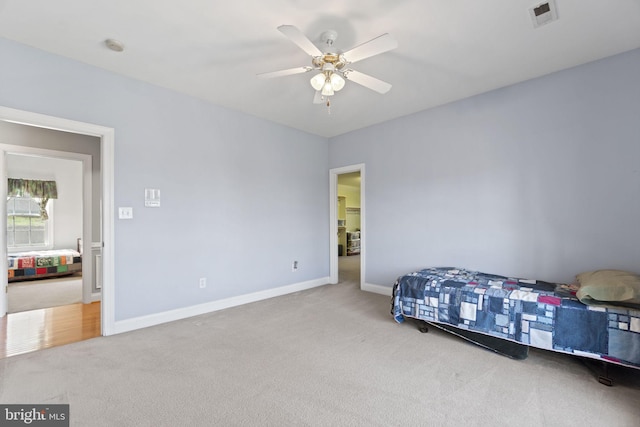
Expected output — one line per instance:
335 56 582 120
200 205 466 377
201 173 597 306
392 267 640 370
8 249 82 281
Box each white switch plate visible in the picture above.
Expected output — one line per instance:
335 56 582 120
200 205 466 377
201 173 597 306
119 207 133 219
145 188 161 207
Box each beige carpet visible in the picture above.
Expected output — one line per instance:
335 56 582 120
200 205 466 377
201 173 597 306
1 258 639 426
7 275 82 313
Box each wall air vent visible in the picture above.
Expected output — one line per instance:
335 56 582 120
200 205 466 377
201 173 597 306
530 0 558 28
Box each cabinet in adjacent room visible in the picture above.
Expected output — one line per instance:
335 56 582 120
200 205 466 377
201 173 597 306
346 231 360 256
337 196 347 255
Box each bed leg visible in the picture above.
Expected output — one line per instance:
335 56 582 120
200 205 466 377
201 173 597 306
416 320 429 333
582 359 613 386
597 362 613 387
598 376 613 387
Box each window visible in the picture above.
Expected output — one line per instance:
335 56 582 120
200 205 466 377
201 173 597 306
6 178 57 250
7 195 52 248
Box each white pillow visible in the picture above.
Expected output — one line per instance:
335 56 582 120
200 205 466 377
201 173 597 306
576 269 640 307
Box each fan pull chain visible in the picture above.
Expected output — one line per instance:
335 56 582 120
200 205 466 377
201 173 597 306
326 98 331 114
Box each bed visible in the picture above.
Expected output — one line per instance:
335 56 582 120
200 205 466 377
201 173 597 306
8 249 82 282
391 267 640 381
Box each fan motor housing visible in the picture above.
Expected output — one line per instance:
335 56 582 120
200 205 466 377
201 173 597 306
312 53 346 70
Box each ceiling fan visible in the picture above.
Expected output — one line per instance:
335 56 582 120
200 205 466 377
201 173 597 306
257 25 398 111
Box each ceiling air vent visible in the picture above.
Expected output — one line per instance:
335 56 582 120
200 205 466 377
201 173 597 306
530 0 558 28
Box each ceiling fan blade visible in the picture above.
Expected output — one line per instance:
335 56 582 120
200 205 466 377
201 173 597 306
342 33 398 64
313 91 324 104
257 66 313 79
343 69 392 94
277 25 323 57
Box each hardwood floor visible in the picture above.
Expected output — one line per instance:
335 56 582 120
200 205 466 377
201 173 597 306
0 302 101 359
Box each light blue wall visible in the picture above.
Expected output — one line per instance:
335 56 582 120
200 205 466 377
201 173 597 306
330 48 640 287
0 38 330 321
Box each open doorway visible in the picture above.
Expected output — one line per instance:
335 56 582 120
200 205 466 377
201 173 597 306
337 172 361 284
5 153 85 314
0 105 115 350
0 136 101 356
329 164 364 289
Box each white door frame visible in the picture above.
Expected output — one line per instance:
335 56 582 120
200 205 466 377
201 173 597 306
1 145 93 305
0 106 115 336
329 163 365 288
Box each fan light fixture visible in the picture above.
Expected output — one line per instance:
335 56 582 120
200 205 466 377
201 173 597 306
329 73 345 91
310 73 326 91
309 62 345 98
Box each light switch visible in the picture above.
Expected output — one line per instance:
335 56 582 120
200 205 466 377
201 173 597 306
118 207 133 219
145 188 160 207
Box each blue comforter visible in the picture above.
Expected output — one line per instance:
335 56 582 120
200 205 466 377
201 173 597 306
392 267 640 369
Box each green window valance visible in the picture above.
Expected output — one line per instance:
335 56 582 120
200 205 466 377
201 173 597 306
7 178 58 220
8 178 58 198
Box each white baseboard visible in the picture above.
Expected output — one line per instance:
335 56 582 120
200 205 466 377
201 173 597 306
91 292 102 302
111 276 331 335
362 282 393 296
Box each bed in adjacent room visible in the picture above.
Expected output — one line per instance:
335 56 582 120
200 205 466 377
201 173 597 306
391 267 640 383
8 249 82 282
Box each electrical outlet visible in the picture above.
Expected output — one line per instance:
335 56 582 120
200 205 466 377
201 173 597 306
292 261 298 272
199 277 207 288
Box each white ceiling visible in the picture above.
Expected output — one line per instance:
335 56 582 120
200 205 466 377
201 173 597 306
1 0 639 138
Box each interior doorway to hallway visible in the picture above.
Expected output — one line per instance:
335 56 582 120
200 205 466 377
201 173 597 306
329 164 364 289
337 172 361 284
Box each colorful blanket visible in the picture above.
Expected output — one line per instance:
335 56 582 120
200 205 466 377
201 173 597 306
392 267 640 370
